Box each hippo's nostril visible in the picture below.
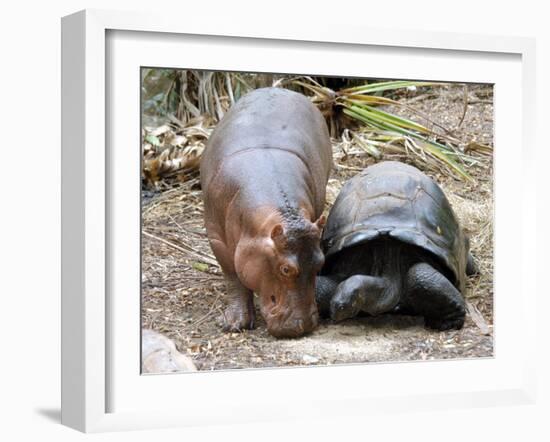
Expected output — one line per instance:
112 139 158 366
270 295 276 305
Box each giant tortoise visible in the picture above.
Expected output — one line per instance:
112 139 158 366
315 161 477 330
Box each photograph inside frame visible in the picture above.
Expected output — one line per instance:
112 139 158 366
140 69 493 373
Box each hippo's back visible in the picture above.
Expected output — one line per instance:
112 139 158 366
200 87 332 190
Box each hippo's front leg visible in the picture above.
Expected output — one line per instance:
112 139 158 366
207 235 256 332
220 273 255 332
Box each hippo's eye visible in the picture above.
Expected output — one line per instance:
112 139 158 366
280 264 297 277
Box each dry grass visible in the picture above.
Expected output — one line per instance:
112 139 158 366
141 83 493 370
142 76 491 189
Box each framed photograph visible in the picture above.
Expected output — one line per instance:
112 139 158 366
61 9 537 433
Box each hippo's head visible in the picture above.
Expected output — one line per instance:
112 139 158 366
235 213 326 338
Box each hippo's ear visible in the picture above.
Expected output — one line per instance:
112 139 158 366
270 224 285 241
315 215 326 229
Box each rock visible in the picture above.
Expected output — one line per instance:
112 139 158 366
301 354 320 364
142 329 197 373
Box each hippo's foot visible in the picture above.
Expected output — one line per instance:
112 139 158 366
219 306 256 332
218 274 256 332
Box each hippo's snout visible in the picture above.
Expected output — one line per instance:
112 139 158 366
266 309 319 339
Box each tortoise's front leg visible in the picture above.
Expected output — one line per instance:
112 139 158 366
405 263 466 330
315 276 339 318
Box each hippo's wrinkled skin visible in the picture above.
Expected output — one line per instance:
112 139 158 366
200 87 332 338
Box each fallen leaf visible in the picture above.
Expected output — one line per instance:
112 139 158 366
192 262 209 273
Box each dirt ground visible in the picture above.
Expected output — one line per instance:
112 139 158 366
141 83 494 371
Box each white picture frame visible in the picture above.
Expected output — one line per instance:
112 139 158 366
61 9 538 433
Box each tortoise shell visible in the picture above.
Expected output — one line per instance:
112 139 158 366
322 161 468 291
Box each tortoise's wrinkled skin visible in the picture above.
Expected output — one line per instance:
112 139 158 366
200 87 332 338
316 161 475 330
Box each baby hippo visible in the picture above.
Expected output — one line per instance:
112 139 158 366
200 87 332 338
